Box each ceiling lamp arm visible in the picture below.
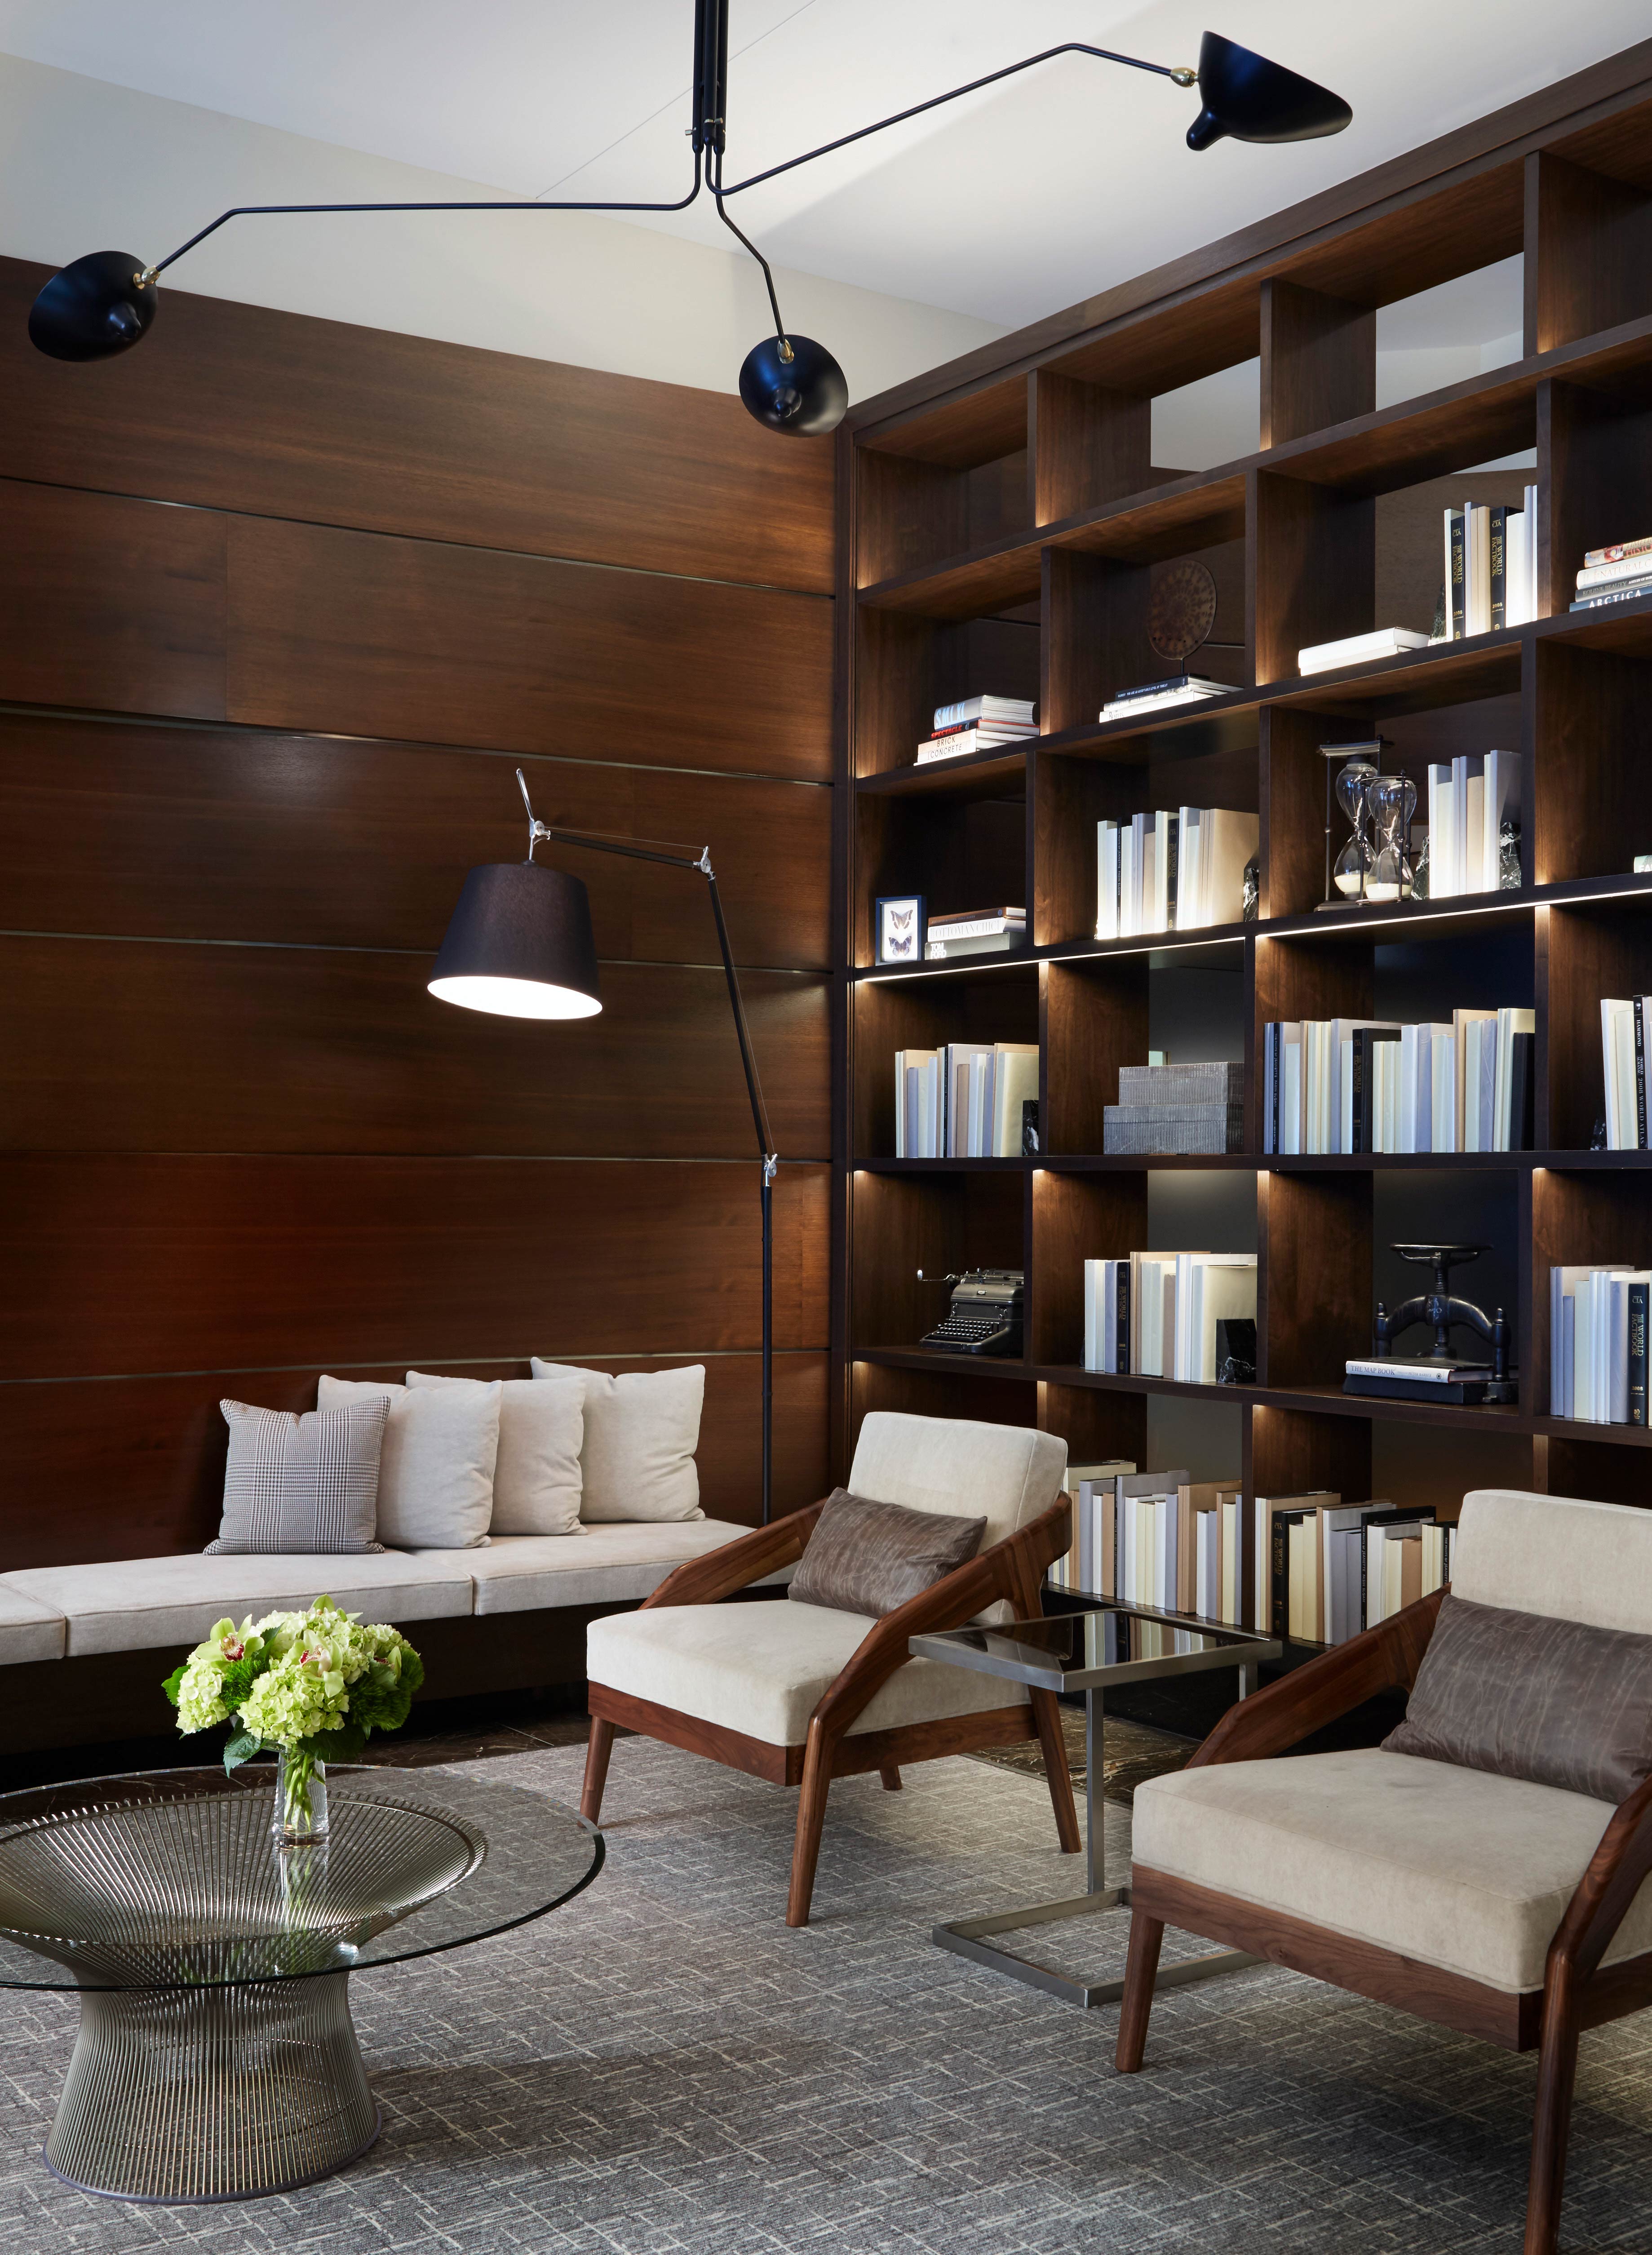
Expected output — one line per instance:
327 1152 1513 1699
132 153 706 286
516 772 775 1168
717 40 1195 199
709 149 790 351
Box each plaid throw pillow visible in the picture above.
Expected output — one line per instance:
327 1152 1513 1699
207 1398 390 1555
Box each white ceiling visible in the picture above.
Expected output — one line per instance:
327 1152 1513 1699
1 1 1648 335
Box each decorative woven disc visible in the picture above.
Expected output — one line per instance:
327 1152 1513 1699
1148 558 1218 662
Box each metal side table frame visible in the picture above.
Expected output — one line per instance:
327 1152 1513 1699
910 1605 1281 2009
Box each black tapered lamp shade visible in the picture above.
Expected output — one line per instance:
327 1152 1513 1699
739 333 848 435
29 251 158 361
429 862 602 1020
1186 31 1351 151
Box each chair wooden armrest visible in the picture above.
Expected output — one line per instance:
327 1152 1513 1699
811 1499 1069 1740
1554 1771 1652 1985
640 1501 827 1610
1188 1586 1445 1770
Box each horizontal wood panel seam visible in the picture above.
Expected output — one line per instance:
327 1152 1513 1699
2 475 833 607
0 703 836 791
0 1344 824 1380
0 931 828 977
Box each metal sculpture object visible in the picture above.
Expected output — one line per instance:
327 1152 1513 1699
1372 1242 1516 1401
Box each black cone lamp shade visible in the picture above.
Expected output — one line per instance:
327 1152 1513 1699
739 333 848 435
28 251 158 361
429 863 602 1020
1186 31 1352 151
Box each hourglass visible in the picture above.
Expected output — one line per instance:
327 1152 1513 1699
1366 769 1417 903
1317 740 1386 907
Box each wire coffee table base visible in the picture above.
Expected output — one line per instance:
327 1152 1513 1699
46 1972 380 2203
932 1668 1262 2011
0 1767 604 2204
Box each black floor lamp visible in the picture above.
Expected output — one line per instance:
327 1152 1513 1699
430 771 779 1525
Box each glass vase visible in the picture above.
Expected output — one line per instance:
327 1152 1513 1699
274 1748 328 1847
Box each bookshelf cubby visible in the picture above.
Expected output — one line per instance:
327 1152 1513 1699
837 59 1652 1647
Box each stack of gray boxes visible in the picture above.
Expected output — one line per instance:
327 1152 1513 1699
1103 1061 1244 1155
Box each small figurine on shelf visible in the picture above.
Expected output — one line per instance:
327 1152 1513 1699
1411 827 1431 902
1241 854 1260 921
1499 817 1522 891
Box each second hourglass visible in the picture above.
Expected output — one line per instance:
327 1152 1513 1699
1366 770 1417 903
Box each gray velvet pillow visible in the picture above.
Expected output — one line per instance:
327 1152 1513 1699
788 1488 987 1619
1384 1593 1652 1803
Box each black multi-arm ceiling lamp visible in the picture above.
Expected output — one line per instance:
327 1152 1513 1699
27 10 1351 435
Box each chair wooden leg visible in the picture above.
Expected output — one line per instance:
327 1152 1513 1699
879 1764 902 1790
788 1728 833 1927
1030 1687 1082 1854
1525 1962 1581 2255
580 1715 616 1823
1115 1910 1165 2072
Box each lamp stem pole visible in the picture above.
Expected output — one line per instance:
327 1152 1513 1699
523 784 778 1524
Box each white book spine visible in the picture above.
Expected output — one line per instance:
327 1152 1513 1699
1433 1032 1457 1152
1525 483 1539 620
1097 822 1119 942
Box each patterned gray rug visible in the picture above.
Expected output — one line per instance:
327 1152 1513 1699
2 1738 1649 2253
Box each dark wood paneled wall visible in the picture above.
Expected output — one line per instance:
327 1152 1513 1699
0 256 835 1565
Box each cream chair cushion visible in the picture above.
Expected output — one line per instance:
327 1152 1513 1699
587 1599 1028 1747
1454 1489 1652 1634
1133 1747 1652 1994
846 1412 1067 1625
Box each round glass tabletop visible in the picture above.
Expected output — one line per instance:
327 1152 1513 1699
0 1763 602 1992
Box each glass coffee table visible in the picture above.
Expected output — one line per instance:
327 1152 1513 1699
0 1763 602 2202
910 1604 1280 2008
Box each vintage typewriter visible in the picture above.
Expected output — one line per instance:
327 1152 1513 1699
917 1268 1024 1356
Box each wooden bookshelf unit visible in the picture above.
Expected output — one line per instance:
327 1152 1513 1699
832 41 1652 1574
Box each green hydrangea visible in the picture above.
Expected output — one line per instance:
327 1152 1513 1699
164 1596 424 1773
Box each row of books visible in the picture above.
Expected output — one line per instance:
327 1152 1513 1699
1047 1472 1451 1639
1571 534 1652 616
1095 807 1258 938
915 694 1035 766
1261 1008 1535 1154
893 1041 1038 1158
1278 1497 1453 1644
923 906 1025 962
1082 1250 1257 1381
1103 1059 1244 1156
1425 749 1520 898
1099 672 1231 722
1599 998 1652 1149
1445 492 1539 637
1550 1266 1650 1425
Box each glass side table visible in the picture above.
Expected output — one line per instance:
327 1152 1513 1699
909 1604 1280 2009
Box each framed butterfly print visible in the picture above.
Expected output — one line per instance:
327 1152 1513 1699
875 894 926 965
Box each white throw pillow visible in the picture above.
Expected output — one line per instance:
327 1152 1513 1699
316 1376 499 1549
530 1360 704 1522
406 1369 585 1536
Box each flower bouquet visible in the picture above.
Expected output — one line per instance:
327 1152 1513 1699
164 1596 425 1844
